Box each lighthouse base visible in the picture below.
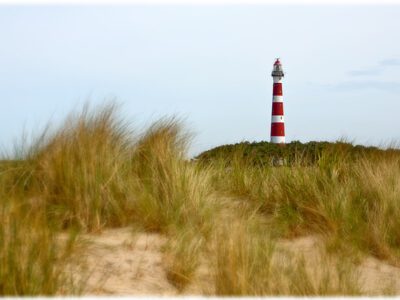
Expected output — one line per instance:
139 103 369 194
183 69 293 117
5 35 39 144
270 136 285 144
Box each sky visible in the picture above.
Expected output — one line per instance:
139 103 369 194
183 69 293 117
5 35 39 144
0 4 400 157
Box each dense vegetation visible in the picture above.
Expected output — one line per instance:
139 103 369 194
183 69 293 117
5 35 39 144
196 140 398 166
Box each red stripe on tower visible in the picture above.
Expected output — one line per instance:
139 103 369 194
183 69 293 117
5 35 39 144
270 58 285 144
273 83 283 96
272 102 284 115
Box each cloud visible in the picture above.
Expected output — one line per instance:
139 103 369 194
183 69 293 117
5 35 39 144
329 80 400 92
347 68 381 77
379 59 400 67
348 58 400 77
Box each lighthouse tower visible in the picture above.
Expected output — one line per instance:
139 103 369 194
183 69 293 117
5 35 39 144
270 58 285 144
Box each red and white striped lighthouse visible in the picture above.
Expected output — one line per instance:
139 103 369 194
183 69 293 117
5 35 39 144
270 58 285 144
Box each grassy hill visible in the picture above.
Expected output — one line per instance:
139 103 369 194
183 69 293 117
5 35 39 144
196 140 398 166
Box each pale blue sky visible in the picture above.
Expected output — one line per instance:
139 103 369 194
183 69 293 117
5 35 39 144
1 5 400 156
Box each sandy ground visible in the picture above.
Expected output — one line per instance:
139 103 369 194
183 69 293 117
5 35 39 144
66 227 400 296
71 227 177 295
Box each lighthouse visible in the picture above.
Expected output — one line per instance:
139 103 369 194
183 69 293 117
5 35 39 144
270 58 285 144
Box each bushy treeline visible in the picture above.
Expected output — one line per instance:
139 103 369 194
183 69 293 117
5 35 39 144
196 140 399 166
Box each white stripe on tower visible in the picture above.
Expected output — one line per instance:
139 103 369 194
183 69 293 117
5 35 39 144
271 136 285 143
270 58 285 144
271 115 285 123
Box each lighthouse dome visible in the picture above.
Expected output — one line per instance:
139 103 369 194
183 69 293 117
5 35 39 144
271 59 284 77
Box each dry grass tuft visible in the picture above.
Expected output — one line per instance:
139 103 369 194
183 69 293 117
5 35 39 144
0 194 83 295
8 103 136 231
212 214 361 295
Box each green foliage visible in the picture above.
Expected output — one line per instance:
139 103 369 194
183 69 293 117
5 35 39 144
196 140 393 167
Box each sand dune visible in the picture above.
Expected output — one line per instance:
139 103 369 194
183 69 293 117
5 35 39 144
61 227 400 296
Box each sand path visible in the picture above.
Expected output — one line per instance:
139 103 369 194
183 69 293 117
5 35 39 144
68 227 400 295
76 227 178 295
